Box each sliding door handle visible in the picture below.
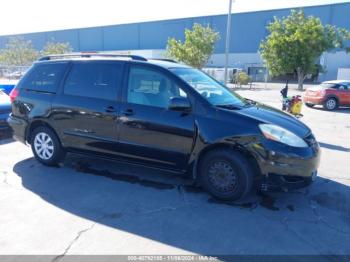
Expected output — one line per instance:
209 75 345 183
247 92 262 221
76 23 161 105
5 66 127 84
104 106 116 113
121 109 134 116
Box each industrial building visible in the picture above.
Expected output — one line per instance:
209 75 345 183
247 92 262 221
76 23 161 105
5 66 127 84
0 2 349 82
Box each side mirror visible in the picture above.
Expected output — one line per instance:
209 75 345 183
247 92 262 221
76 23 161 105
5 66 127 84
168 97 191 111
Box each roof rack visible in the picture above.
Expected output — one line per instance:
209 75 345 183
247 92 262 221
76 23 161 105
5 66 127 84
151 58 177 63
38 53 148 62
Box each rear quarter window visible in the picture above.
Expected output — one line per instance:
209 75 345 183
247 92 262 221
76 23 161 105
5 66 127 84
19 62 67 93
339 84 350 90
63 62 123 100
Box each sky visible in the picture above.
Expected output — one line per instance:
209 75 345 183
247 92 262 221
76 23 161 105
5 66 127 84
0 0 348 36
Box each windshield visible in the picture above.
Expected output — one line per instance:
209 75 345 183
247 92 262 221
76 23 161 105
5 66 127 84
171 68 247 107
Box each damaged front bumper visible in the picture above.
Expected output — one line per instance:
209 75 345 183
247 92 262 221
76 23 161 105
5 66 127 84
260 171 317 192
249 133 321 192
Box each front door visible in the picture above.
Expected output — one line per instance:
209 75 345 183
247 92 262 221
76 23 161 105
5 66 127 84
117 65 195 171
51 61 124 154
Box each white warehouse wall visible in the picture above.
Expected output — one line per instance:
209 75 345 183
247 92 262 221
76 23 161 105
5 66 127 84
319 51 350 82
209 51 350 82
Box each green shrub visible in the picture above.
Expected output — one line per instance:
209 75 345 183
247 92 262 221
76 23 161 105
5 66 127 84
234 72 251 85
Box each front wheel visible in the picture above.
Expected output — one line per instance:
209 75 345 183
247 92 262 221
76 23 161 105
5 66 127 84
199 149 253 201
30 126 66 166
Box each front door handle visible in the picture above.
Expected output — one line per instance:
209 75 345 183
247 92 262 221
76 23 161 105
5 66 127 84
104 106 116 113
122 109 134 116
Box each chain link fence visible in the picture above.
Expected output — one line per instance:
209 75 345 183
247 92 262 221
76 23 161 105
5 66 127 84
0 65 30 80
0 65 29 94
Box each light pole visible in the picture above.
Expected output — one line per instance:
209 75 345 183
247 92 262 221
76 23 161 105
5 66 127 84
224 0 234 86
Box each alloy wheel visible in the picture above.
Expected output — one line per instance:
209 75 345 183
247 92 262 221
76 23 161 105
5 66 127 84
326 99 336 110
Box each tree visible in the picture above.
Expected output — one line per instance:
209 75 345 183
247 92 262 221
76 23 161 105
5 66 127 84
166 23 220 69
41 41 73 56
0 36 38 66
260 10 350 90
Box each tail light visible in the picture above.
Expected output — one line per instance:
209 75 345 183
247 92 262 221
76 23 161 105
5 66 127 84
9 87 19 103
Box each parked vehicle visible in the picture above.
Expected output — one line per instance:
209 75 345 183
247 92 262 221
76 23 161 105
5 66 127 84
0 84 16 95
8 53 320 200
0 89 11 132
304 80 350 110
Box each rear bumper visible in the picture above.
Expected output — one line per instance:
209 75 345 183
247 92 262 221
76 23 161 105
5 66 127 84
303 96 324 105
7 114 28 144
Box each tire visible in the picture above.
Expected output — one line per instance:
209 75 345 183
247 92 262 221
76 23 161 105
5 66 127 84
30 126 66 166
199 149 253 201
324 97 338 111
305 103 315 108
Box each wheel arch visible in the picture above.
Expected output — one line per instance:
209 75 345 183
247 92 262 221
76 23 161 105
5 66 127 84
192 142 261 181
25 120 59 144
325 95 339 103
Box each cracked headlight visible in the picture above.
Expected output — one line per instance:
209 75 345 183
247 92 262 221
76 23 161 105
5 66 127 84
259 124 308 148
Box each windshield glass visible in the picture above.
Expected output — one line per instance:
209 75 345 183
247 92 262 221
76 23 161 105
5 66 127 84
171 68 247 107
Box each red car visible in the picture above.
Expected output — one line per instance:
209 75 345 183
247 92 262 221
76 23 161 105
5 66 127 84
304 80 350 110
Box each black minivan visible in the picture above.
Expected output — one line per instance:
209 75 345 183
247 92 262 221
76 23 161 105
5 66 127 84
8 53 320 200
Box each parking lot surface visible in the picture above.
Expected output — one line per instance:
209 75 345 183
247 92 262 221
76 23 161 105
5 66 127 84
0 83 349 257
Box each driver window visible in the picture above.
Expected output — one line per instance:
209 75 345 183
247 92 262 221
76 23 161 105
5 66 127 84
127 67 187 108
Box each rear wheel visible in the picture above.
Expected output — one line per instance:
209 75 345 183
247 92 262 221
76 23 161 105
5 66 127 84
199 149 253 201
30 126 66 166
324 97 338 111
